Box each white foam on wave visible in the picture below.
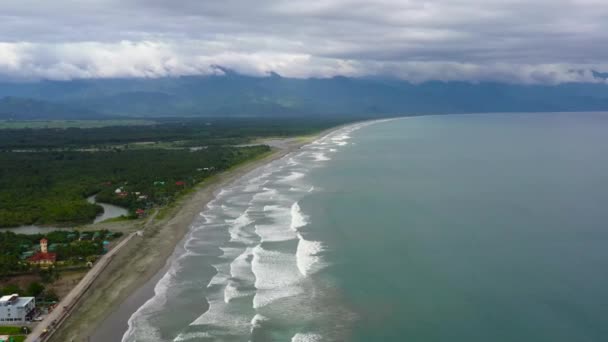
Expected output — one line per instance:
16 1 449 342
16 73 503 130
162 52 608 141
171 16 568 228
254 223 296 243
287 157 300 166
203 199 219 210
199 212 220 224
253 187 279 201
226 210 255 243
332 134 350 141
312 152 331 161
122 253 185 342
173 332 214 341
296 236 325 277
220 204 244 219
263 204 281 212
290 202 308 231
244 179 268 192
251 245 303 308
250 314 269 329
183 247 256 340
125 120 393 342
291 333 324 342
281 171 305 182
256 204 296 242
224 281 253 304
291 202 326 276
207 247 242 288
188 295 252 335
249 170 273 183
216 188 231 198
182 237 212 255
224 247 255 302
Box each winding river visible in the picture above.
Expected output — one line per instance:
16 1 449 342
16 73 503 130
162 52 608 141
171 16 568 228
1 195 128 234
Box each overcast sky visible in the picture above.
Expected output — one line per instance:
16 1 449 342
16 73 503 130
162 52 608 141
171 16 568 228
1 0 607 83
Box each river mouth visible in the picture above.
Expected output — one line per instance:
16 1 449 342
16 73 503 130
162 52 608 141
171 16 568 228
1 195 129 234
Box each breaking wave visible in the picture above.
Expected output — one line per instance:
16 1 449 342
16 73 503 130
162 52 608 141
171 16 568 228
122 120 384 342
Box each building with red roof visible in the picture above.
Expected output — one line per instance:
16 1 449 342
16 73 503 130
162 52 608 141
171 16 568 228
28 238 56 268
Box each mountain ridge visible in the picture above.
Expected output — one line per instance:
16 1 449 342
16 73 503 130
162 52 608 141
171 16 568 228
1 73 607 119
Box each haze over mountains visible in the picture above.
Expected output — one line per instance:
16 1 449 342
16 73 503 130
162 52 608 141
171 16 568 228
1 71 608 120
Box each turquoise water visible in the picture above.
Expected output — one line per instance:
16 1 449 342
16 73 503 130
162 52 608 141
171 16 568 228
123 113 608 341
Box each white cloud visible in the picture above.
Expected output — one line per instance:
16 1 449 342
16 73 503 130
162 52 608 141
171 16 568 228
0 0 607 83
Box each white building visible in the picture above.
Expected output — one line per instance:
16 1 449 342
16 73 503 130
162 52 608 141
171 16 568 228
0 294 35 324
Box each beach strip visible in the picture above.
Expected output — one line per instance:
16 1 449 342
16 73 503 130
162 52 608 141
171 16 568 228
47 128 345 342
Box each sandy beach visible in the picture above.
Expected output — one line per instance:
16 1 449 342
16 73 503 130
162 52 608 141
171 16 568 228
47 130 336 342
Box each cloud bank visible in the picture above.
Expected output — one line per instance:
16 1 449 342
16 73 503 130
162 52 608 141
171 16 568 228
1 0 607 83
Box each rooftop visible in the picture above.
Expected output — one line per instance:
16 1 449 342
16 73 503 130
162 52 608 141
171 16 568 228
28 252 57 262
0 294 34 308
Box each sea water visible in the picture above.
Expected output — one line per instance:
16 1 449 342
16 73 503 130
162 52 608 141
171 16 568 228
122 112 608 341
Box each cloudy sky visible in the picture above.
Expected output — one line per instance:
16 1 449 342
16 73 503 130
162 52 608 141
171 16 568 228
1 0 607 83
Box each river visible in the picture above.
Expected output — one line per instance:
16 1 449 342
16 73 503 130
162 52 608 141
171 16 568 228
1 195 128 234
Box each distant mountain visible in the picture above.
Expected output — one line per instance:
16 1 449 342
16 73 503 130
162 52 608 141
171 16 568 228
592 71 608 80
0 73 607 119
0 97 105 120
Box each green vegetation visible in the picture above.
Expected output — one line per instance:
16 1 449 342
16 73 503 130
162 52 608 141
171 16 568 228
0 146 269 227
0 230 122 277
0 326 22 335
8 336 26 342
0 117 346 149
0 117 345 228
0 326 27 341
0 119 154 130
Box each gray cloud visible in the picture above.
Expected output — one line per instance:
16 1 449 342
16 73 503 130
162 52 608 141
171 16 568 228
1 0 607 83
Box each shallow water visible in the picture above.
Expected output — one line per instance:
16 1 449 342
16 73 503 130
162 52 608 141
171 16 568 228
87 195 129 224
123 113 608 341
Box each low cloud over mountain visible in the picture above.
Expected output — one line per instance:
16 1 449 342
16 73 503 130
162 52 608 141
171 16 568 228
1 0 608 84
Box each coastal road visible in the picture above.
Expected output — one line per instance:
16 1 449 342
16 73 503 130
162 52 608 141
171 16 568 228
26 232 137 342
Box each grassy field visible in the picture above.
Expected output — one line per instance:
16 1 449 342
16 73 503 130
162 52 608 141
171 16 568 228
0 326 27 341
0 326 22 335
0 119 155 129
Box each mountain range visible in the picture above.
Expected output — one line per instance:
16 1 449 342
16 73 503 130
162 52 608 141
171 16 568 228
1 71 608 119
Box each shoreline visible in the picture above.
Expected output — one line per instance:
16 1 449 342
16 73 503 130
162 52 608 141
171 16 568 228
48 124 351 342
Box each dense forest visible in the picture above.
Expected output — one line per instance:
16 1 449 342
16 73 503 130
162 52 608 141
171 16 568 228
0 117 349 227
0 145 269 227
0 117 350 227
0 117 351 149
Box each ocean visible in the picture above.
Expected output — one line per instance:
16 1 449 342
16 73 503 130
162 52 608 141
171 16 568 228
121 112 608 341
